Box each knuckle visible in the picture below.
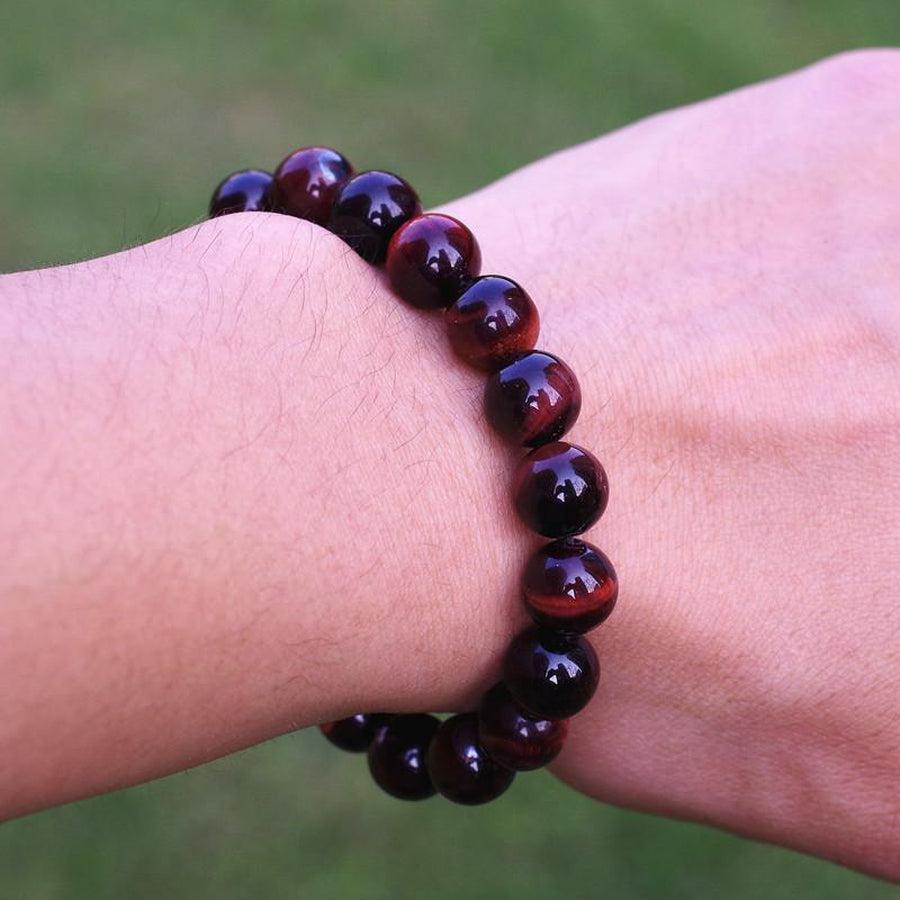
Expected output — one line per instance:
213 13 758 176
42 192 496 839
776 49 900 174
806 48 900 108
815 46 900 79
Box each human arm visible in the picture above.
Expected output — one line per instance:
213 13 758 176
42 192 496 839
1 51 898 879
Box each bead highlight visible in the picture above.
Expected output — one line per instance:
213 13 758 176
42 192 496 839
428 713 516 804
386 213 482 309
477 683 568 771
484 350 581 447
272 146 354 224
367 713 440 801
329 170 421 263
513 441 608 538
320 713 392 752
523 538 618 633
503 627 600 719
445 275 540 370
209 169 274 217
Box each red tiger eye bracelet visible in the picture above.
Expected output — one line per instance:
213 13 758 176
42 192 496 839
209 148 618 805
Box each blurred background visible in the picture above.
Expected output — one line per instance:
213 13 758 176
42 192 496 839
1 1 898 897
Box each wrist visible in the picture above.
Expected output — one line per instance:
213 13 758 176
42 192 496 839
146 211 533 717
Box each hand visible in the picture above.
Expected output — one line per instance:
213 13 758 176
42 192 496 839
441 49 899 877
0 50 896 879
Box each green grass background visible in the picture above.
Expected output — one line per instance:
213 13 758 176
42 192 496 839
1 1 898 896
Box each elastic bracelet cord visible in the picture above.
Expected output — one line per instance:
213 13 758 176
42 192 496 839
209 148 618 805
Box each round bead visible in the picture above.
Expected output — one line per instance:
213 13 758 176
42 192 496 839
503 627 600 719
512 441 608 538
329 170 422 263
319 713 391 752
484 351 581 447
386 213 481 309
428 713 515 805
272 146 354 225
523 538 618 633
477 682 568 771
367 713 439 801
444 276 539 370
209 169 274 217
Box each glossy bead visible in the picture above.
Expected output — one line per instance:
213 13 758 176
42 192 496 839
485 351 581 447
386 213 481 309
428 713 515 805
445 276 539 370
272 146 354 225
513 441 608 538
367 713 439 801
319 713 391 752
503 627 600 719
329 170 422 263
523 538 618 633
477 682 568 771
209 169 274 217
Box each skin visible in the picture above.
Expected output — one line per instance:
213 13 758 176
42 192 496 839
0 51 897 879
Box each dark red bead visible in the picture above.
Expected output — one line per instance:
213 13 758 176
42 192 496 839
523 538 618 633
444 276 539 370
319 713 391 752
485 351 581 447
477 682 568 771
209 169 274 217
386 213 482 309
513 441 608 538
272 146 354 225
503 627 600 719
329 170 422 264
428 713 515 805
367 713 439 801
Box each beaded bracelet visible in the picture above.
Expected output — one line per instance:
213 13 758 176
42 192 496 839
209 148 618 805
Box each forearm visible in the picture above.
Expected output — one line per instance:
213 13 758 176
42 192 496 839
0 215 528 816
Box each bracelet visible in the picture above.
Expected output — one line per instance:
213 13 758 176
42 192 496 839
209 148 618 805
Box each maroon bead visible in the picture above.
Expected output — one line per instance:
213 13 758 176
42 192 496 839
485 351 581 447
367 713 439 801
523 538 618 633
503 627 600 719
428 713 515 805
329 170 422 263
272 146 354 225
386 213 482 309
513 441 608 538
209 169 274 217
477 682 568 771
445 276 539 370
319 713 391 753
